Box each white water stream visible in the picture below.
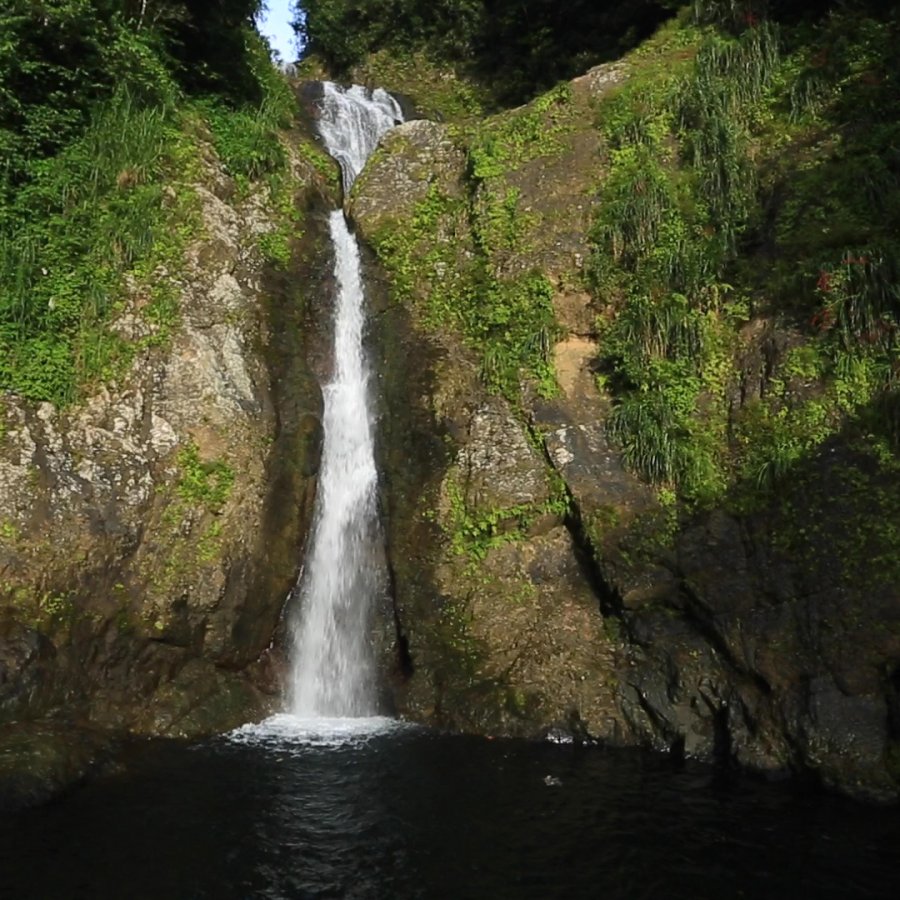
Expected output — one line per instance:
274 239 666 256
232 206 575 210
287 83 403 720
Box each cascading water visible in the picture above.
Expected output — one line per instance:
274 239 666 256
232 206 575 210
316 83 403 195
287 83 403 719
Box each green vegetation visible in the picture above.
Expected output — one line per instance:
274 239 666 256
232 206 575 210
298 0 675 107
296 138 341 190
369 80 586 399
0 89 200 404
469 83 574 178
444 473 569 563
200 101 285 182
137 440 238 600
371 180 558 399
256 170 308 269
197 38 296 185
588 2 899 505
176 442 235 514
767 437 900 589
0 2 297 406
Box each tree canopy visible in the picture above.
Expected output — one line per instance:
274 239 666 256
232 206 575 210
295 0 677 105
0 0 294 404
0 0 267 190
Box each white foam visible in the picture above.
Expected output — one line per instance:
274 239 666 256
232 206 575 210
544 729 575 745
226 713 416 749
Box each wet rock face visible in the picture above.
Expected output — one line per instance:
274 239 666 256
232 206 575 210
0 619 57 720
610 496 900 801
0 721 120 812
351 120 466 226
351 62 900 801
0 140 335 780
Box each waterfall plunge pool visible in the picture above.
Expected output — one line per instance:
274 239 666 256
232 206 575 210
1 722 898 899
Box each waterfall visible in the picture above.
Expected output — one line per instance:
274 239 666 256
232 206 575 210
317 83 403 195
287 83 403 718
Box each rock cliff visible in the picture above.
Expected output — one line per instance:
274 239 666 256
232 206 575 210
2 24 897 810
349 56 900 802
0 127 339 808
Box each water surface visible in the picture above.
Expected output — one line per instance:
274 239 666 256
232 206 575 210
2 720 898 899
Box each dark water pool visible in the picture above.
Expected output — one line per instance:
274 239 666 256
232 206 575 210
1 715 898 900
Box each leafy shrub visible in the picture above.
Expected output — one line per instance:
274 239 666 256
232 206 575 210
0 10 295 405
176 443 235 513
0 88 176 403
201 101 287 179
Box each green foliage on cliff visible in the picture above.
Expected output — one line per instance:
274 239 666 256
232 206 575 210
0 89 189 404
469 83 574 178
176 442 235 513
768 437 900 589
589 2 900 503
445 473 569 563
368 76 596 398
0 1 268 189
0 2 296 405
370 175 558 399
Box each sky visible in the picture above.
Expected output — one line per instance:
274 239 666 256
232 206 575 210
257 0 302 62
